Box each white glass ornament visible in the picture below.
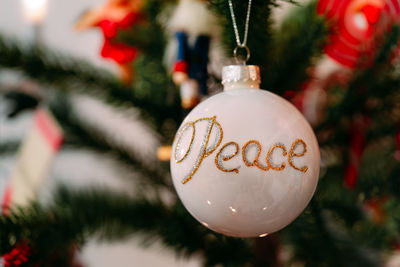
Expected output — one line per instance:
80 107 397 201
170 65 320 237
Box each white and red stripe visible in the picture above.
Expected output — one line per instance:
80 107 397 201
318 0 400 68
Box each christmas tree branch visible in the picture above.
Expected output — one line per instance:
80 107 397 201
317 26 400 132
48 93 170 188
264 1 328 95
210 0 273 65
0 34 181 131
0 185 168 260
117 0 168 58
283 198 381 267
0 142 20 155
0 185 253 267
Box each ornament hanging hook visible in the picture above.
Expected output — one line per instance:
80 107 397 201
228 0 253 63
233 45 250 64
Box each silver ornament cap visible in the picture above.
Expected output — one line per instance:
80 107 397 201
222 65 261 90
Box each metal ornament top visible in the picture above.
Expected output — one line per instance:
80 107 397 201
223 0 259 90
222 65 261 90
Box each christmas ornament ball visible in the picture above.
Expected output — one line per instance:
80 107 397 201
170 65 320 237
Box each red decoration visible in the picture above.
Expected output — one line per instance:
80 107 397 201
394 239 400 250
395 126 400 150
2 243 31 267
317 0 400 68
173 60 188 74
98 12 140 64
345 116 370 188
75 0 145 84
1 185 12 215
345 163 359 188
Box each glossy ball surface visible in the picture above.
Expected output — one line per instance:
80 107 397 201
170 87 320 237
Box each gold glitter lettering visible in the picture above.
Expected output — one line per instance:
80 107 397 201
242 140 269 171
215 142 240 173
266 144 287 171
178 116 223 184
288 139 308 173
174 115 310 181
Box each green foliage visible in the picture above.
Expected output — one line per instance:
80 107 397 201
0 142 20 155
283 200 381 267
0 185 253 267
210 0 273 65
283 24 400 266
0 35 182 134
48 93 170 188
264 1 328 94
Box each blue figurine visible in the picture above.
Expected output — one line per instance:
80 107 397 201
173 31 210 109
167 0 222 111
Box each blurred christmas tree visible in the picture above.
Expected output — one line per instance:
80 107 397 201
1 0 400 266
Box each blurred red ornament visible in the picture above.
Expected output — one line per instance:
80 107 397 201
395 126 400 149
345 163 359 188
98 12 140 64
317 0 400 68
345 116 370 188
75 0 145 84
2 243 31 267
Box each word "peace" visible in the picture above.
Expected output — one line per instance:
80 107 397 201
174 116 308 184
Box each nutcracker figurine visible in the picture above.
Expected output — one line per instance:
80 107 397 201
167 0 222 112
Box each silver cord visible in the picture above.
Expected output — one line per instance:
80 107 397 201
228 0 252 48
